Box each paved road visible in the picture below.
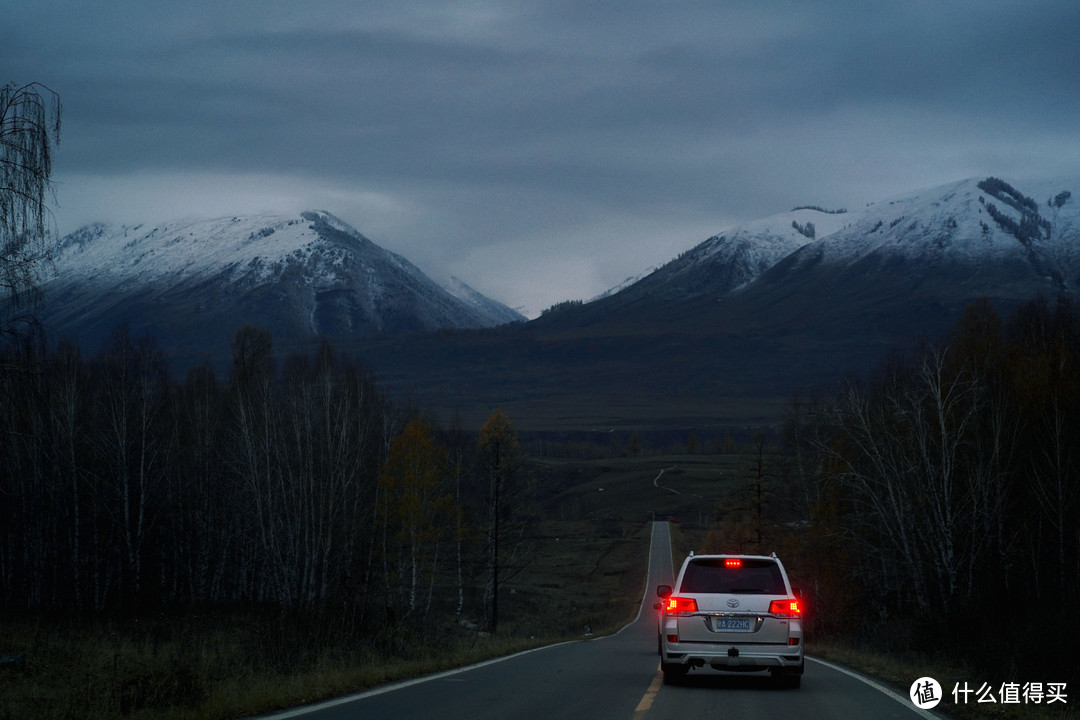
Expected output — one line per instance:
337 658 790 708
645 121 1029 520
255 521 940 720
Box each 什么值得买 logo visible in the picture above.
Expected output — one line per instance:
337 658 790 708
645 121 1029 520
910 677 942 709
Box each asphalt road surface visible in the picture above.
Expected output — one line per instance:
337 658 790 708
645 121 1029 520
255 521 940 720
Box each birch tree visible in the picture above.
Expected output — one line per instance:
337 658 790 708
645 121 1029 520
822 347 988 612
277 344 380 609
1005 296 1080 600
173 362 232 604
91 328 172 606
378 416 454 621
228 326 286 604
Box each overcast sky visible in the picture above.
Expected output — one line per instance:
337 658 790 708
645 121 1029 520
5 1 1079 316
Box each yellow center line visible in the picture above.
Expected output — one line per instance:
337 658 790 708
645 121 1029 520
633 663 664 719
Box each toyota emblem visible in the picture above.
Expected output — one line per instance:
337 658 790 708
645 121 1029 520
727 598 740 608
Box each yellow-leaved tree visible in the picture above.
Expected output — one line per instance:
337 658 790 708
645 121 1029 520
378 416 456 622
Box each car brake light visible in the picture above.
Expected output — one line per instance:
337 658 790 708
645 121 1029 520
665 597 699 614
769 599 801 617
724 558 742 568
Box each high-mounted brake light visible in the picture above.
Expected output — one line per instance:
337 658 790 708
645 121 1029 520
724 558 742 568
768 599 801 617
665 597 699 614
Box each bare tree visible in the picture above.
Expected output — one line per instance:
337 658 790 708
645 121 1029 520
228 327 288 604
1 82 61 338
477 409 530 634
92 328 172 606
821 345 1019 613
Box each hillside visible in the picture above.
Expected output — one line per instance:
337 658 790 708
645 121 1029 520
38 211 523 361
28 176 1080 432
346 176 1080 431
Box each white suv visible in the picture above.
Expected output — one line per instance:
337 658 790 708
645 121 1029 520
656 552 804 687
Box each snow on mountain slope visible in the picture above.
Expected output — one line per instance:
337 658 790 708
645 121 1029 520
438 275 525 326
599 176 1080 309
813 177 1073 261
685 205 858 286
600 205 859 305
590 265 660 301
769 177 1080 298
55 211 480 299
41 210 523 357
57 215 323 285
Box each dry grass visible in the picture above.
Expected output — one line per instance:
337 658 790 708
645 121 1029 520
0 524 655 719
0 609 597 720
808 640 1076 720
2 453 732 720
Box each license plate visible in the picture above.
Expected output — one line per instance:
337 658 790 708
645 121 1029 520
713 617 752 632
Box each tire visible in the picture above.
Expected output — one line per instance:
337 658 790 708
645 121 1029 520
771 666 802 689
662 662 689 685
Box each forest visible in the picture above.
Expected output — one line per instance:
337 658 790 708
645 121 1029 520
778 294 1079 681
0 325 531 640
3 294 1077 658
0 293 1078 715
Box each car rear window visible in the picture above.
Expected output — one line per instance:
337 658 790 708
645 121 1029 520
679 558 786 594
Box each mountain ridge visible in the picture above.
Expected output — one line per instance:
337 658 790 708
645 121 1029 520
38 210 524 360
351 175 1080 430
30 175 1080 430
619 176 1078 305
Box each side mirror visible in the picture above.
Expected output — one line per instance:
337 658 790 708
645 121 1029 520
656 585 673 598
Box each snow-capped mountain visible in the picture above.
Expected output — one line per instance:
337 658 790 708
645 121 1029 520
604 206 857 305
438 275 524 326
589 265 659 302
353 175 1080 431
594 176 1079 311
26 176 1080 430
39 210 523 360
773 177 1079 283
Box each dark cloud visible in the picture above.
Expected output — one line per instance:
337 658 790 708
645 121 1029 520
4 0 1078 315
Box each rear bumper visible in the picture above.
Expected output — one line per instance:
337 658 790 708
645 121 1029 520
662 642 804 672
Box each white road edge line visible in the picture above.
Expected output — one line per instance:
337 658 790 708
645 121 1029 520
256 522 666 719
806 656 945 720
255 641 579 719
616 520 662 633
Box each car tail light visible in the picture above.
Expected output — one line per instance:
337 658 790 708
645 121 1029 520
769 599 801 617
665 597 699 615
724 558 742 568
